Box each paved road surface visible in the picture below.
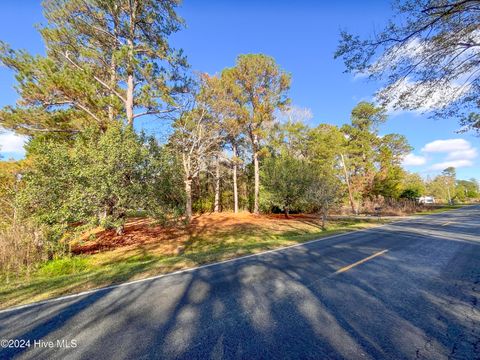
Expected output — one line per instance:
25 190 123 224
1 206 479 359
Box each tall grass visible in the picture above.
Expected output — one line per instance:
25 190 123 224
0 223 47 283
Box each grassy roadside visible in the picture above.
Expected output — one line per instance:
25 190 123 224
0 216 389 310
415 204 466 215
1 204 465 310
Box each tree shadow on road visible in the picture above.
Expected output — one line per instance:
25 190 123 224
1 219 479 359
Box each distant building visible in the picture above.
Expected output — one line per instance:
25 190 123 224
418 196 435 204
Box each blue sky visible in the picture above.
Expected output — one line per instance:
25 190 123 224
0 0 478 180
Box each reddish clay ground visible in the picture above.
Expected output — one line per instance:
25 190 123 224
71 212 323 255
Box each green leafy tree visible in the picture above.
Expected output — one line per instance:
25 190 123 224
427 168 457 204
373 134 412 199
18 124 179 237
400 188 421 200
261 155 312 218
456 179 479 200
267 119 310 158
263 120 342 222
134 139 185 223
400 172 426 199
340 102 412 210
306 124 344 177
0 44 104 133
306 174 341 228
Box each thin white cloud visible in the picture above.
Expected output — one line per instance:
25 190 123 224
429 160 474 170
402 153 427 166
422 139 471 153
446 148 478 160
422 138 477 170
407 138 477 172
0 131 27 155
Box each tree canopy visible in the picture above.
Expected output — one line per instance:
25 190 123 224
0 0 188 134
335 0 480 133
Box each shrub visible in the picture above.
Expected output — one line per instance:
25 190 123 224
18 124 184 238
261 155 314 217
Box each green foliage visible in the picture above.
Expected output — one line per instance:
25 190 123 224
400 172 426 199
350 101 387 130
0 42 104 134
341 102 411 204
306 175 342 219
341 102 383 201
18 124 183 237
400 188 421 200
372 166 405 199
0 0 188 133
263 121 343 218
455 179 479 202
221 54 291 213
306 124 344 176
372 134 411 199
193 195 215 214
261 155 314 216
140 144 185 222
426 168 458 204
442 166 456 179
228 54 291 131
228 53 291 152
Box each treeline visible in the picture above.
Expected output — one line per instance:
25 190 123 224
0 1 478 276
407 168 479 204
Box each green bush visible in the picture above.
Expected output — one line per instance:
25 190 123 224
400 188 421 200
261 155 314 216
18 124 184 240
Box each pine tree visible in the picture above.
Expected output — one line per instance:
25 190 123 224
223 54 290 214
0 0 188 134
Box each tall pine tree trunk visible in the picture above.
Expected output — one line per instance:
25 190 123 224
108 55 116 122
341 153 357 214
214 155 220 212
126 67 134 125
253 140 260 214
185 179 192 222
126 1 136 126
108 4 118 123
232 143 239 214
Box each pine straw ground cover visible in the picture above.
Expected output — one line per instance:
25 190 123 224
1 213 392 309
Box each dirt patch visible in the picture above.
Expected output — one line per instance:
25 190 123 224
71 212 324 255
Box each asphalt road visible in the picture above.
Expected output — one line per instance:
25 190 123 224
1 206 479 360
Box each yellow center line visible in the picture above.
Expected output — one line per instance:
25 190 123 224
335 249 389 274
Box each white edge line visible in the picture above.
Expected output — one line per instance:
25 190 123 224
0 217 417 315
